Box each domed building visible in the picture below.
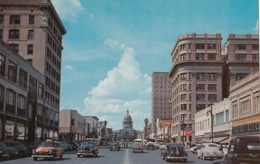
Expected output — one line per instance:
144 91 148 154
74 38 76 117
114 110 138 141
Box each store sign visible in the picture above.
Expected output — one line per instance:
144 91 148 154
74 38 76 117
184 130 192 136
160 120 171 127
233 115 260 126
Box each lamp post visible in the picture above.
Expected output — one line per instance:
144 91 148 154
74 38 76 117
207 102 214 143
41 98 46 141
144 118 148 140
180 120 185 146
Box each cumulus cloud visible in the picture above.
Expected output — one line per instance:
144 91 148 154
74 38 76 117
251 19 259 34
51 0 90 20
64 65 75 71
83 40 151 130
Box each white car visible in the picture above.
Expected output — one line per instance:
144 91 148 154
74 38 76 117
189 144 201 154
197 143 223 160
159 144 167 151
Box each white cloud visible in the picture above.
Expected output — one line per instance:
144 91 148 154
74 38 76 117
64 65 74 70
51 0 88 20
251 19 259 34
82 40 151 130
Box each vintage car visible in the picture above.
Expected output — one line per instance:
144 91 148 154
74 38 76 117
77 141 98 157
197 143 223 160
3 140 30 157
0 142 19 159
146 142 155 150
132 142 144 153
161 143 188 163
189 144 201 154
110 141 120 151
31 140 63 161
224 136 260 164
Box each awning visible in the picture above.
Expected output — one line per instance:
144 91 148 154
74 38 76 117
204 136 229 143
220 136 233 144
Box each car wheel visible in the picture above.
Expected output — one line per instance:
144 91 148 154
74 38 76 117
59 155 62 160
197 154 200 159
33 157 37 161
165 158 169 162
183 159 187 163
162 155 166 160
202 154 206 160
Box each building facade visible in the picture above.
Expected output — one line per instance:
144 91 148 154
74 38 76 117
0 40 49 142
151 72 172 138
0 0 66 141
169 33 224 143
59 109 85 141
229 71 260 137
84 116 99 138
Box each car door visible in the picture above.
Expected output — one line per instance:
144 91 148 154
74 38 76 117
224 140 235 164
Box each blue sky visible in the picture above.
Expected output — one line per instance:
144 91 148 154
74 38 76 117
51 0 258 131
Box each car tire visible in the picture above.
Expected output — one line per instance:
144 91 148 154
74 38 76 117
197 154 200 159
33 157 37 161
77 154 80 158
183 159 187 163
202 154 206 160
59 155 62 160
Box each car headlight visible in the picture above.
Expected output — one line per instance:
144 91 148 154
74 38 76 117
32 149 36 154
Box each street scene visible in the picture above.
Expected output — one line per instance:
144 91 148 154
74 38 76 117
0 0 260 164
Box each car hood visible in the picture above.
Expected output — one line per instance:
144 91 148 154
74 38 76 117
36 146 54 152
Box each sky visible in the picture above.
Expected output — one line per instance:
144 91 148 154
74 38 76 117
51 0 259 131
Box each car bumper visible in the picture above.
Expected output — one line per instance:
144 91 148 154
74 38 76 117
133 149 143 152
77 152 95 156
166 156 187 160
32 154 55 158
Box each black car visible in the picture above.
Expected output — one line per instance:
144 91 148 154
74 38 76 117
3 141 30 157
77 141 98 157
0 142 19 159
161 143 188 163
224 136 260 164
110 142 120 151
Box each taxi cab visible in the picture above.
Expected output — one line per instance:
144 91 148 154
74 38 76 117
31 139 63 161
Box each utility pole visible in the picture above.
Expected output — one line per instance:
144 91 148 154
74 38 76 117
207 102 214 143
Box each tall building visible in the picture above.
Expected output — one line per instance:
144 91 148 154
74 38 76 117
0 0 66 141
169 33 224 143
151 72 172 138
222 34 259 98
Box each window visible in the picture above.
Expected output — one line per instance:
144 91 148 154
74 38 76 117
208 73 217 80
252 54 259 62
181 94 187 100
8 61 17 83
196 53 205 60
19 69 27 89
207 44 216 50
18 94 26 110
6 89 16 106
8 44 19 53
196 94 205 101
197 73 205 80
28 30 34 39
180 84 187 91
0 53 5 77
235 54 246 61
196 104 206 111
216 112 224 125
208 84 217 91
208 53 216 60
252 44 259 50
241 100 250 116
180 73 187 80
38 83 44 98
235 44 246 50
232 104 238 118
0 29 3 39
9 29 20 39
196 84 205 91
9 15 20 24
29 15 34 24
181 104 187 110
195 44 204 50
27 44 33 54
0 15 4 24
225 110 229 122
208 94 217 101
180 44 186 50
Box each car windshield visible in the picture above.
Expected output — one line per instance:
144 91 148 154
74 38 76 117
169 145 184 151
81 142 96 147
133 142 142 146
40 142 56 147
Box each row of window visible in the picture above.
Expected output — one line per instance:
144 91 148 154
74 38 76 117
232 122 260 135
179 43 218 51
0 15 34 25
178 53 217 61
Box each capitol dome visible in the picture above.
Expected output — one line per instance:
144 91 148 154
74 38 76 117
123 110 133 129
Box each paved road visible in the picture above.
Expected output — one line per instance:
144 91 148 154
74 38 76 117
1 147 216 164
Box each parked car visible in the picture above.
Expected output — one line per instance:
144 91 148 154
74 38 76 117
153 142 160 149
224 136 260 164
161 143 188 163
0 142 19 159
31 139 63 161
3 140 30 157
189 144 201 154
197 143 223 160
110 141 120 151
77 141 99 157
18 140 37 155
146 142 155 150
132 142 144 153
159 144 167 151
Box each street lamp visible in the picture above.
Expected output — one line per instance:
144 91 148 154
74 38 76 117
144 118 148 140
207 102 214 143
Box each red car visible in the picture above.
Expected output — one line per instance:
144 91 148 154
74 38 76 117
132 142 144 153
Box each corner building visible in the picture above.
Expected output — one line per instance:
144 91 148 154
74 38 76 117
0 0 66 141
169 33 224 143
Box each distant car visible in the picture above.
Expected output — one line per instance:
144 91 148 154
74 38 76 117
132 142 144 153
224 136 260 164
161 143 188 163
31 139 63 161
3 140 30 157
197 143 223 160
153 142 160 149
110 142 120 151
0 142 19 159
159 144 167 151
146 142 155 150
77 141 99 157
189 144 201 154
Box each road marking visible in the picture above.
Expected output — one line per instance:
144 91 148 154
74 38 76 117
124 149 130 164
